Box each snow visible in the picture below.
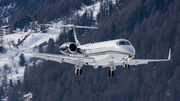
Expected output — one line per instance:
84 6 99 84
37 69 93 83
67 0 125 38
21 92 33 101
111 0 116 4
0 21 63 86
7 3 16 9
0 1 101 100
1 96 8 101
0 3 16 23
0 1 100 88
77 1 100 20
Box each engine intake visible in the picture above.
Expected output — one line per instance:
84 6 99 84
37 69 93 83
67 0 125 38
59 42 77 54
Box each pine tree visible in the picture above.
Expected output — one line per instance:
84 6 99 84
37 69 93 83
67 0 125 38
10 79 13 87
19 54 26 66
47 38 55 53
39 45 43 53
9 24 14 33
24 24 28 32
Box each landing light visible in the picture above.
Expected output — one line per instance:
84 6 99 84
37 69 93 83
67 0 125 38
127 55 134 61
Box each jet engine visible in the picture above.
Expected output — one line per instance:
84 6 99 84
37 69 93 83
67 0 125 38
59 42 77 55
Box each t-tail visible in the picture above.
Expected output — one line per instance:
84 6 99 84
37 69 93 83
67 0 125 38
44 24 98 46
69 26 81 46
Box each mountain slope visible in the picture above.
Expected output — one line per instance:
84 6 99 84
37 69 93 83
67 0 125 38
2 0 180 101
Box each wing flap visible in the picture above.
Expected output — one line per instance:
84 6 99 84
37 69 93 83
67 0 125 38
33 53 94 64
128 59 169 66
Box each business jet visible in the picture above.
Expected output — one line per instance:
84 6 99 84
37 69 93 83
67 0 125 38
25 25 170 77
8 25 171 77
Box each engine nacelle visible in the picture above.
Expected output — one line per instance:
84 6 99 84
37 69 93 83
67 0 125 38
59 42 77 55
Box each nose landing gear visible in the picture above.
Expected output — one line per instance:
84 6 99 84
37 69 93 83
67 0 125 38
125 64 130 68
123 63 130 68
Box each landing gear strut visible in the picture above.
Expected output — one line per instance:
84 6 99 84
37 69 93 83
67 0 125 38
74 61 83 75
107 62 116 77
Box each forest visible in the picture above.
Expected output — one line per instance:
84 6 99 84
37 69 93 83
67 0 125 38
0 0 180 101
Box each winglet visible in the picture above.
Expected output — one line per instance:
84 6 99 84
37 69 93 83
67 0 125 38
168 49 171 60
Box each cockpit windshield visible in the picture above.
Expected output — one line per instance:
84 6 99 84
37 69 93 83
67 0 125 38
118 41 132 45
119 41 126 45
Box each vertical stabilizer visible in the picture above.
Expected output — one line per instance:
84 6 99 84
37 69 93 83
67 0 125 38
70 25 97 46
69 26 80 46
69 28 75 42
43 24 97 46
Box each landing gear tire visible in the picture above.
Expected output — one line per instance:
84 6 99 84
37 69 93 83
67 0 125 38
75 68 79 75
111 71 114 77
127 64 130 68
107 70 111 77
79 69 82 75
75 68 82 75
125 64 130 68
107 70 114 77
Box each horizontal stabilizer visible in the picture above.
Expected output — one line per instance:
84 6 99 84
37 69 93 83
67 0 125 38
41 24 98 29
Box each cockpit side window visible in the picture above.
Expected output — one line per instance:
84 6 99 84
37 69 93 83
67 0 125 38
126 41 131 45
119 41 126 45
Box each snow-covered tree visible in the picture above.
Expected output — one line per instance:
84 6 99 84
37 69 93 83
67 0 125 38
19 54 26 66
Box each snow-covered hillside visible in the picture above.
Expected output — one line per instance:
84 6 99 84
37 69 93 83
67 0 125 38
77 1 100 20
0 1 100 88
0 21 63 86
0 3 16 23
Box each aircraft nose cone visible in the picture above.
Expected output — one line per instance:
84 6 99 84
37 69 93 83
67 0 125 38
128 47 135 55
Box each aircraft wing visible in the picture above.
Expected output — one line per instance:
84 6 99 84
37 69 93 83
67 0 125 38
33 53 94 65
127 58 170 65
7 39 94 65
115 49 171 66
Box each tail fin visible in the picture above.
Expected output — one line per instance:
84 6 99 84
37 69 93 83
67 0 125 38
69 28 75 43
69 26 80 46
43 24 98 46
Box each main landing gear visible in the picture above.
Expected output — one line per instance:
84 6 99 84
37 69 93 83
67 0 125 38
124 64 130 68
107 70 114 77
74 61 83 75
107 62 116 77
75 68 82 75
107 63 130 77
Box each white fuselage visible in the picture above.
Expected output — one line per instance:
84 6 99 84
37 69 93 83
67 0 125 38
72 39 135 66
